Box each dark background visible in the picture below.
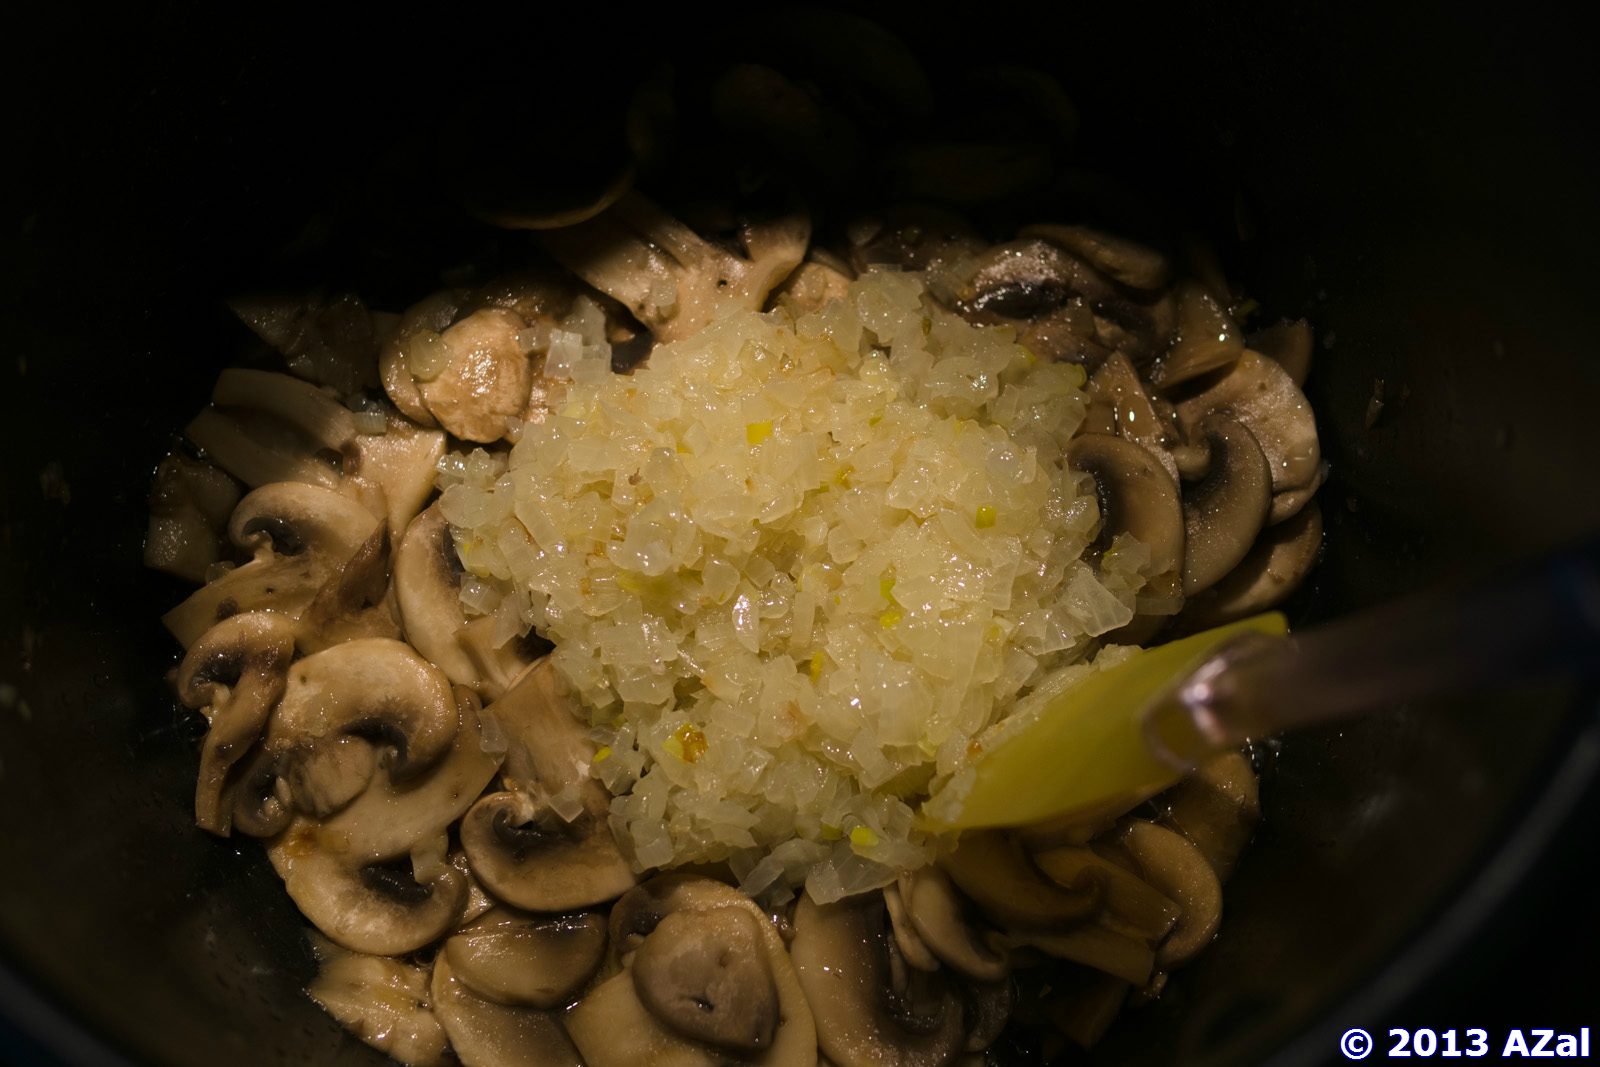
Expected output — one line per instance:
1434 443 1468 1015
4 4 1597 1065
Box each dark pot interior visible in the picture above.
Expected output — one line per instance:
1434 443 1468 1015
4 8 1598 1065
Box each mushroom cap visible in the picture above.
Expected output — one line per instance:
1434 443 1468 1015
378 290 465 428
1174 349 1321 494
444 908 607 1009
460 788 637 913
177 610 297 834
418 307 537 443
632 905 779 1053
569 874 816 1067
790 892 966 1067
269 637 458 781
307 937 449 1067
430 952 585 1067
1180 416 1273 596
163 481 380 648
269 823 467 955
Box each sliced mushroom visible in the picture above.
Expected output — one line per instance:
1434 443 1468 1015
883 881 942 973
143 455 240 583
444 908 606 1009
282 734 378 819
306 935 448 1067
899 868 1008 982
938 831 1096 931
543 192 810 345
411 307 538 443
1182 500 1322 627
1149 283 1244 390
270 822 467 955
1180 416 1272 596
395 504 531 695
311 685 503 863
379 290 466 428
212 369 359 453
1268 459 1327 525
570 875 815 1067
431 951 585 1067
961 978 1015 1052
1000 925 1153 988
454 850 498 928
1020 224 1169 292
1174 350 1321 495
177 610 297 834
296 525 401 654
489 657 598 796
230 292 384 397
1029 846 1180 943
345 413 447 543
1119 820 1223 969
461 788 636 913
633 905 779 1053
1247 319 1314 387
185 406 343 490
1161 751 1261 882
791 891 966 1067
1065 433 1185 612
1082 353 1185 485
847 205 986 275
162 481 380 647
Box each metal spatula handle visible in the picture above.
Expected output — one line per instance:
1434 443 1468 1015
1144 540 1600 769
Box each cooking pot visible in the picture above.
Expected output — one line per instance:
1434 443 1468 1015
4 8 1598 1065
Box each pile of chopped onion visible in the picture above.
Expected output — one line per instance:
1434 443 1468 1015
438 270 1153 902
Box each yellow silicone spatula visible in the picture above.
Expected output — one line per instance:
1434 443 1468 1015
925 542 1600 832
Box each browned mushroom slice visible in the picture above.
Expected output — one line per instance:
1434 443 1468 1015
307 936 449 1067
296 525 401 654
939 830 1097 931
270 823 467 955
461 789 636 913
379 290 466 428
162 481 381 648
177 610 296 834
1082 353 1185 485
412 308 538 443
847 205 987 274
1150 283 1245 390
1174 350 1321 495
430 951 585 1067
1180 416 1273 597
1020 224 1170 292
231 292 384 397
1247 319 1314 387
542 193 809 345
444 908 606 1009
1065 433 1185 620
1119 820 1223 969
791 892 966 1067
143 455 241 583
898 868 1008 982
633 906 779 1053
311 686 503 863
1161 751 1261 882
1030 846 1180 943
1182 501 1322 627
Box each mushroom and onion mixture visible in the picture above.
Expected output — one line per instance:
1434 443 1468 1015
146 42 1326 1067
